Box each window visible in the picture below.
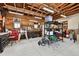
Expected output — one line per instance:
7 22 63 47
34 24 38 29
14 22 20 28
13 18 20 28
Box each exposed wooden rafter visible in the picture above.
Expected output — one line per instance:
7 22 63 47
3 5 45 17
0 3 79 20
62 4 79 13
60 3 75 11
27 4 48 15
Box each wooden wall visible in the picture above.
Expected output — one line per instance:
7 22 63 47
5 13 44 29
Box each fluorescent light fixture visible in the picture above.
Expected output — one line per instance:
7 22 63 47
60 14 66 18
43 7 54 13
29 20 38 23
9 11 24 16
34 16 42 19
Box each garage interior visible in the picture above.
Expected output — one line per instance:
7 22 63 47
0 3 79 56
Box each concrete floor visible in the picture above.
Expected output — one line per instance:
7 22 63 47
0 37 79 56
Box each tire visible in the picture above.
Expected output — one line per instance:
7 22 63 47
38 41 41 46
41 43 46 46
0 49 3 53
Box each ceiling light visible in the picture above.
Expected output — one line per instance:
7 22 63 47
34 16 42 19
43 7 54 13
60 14 66 18
29 20 38 23
9 11 24 16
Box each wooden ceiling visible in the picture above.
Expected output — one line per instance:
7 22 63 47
0 3 79 20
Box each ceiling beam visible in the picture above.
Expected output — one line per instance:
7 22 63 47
67 4 79 10
3 5 45 17
56 3 64 8
65 7 79 15
43 3 59 15
4 3 7 6
27 3 48 16
50 4 59 10
62 4 79 13
58 4 68 11
36 4 43 14
23 3 25 9
14 3 16 7
66 10 79 16
35 4 47 17
27 4 48 15
59 3 75 11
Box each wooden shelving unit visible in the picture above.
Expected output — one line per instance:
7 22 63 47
63 21 68 29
